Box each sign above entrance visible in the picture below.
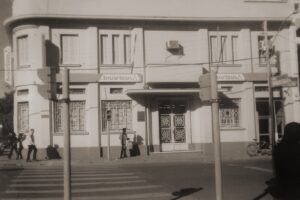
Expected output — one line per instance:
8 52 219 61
272 74 298 88
217 74 245 81
99 74 142 83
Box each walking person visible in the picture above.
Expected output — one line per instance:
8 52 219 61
16 133 25 160
120 128 128 158
8 131 18 159
26 129 37 162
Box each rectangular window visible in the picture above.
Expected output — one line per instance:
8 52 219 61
17 89 29 96
61 35 79 65
54 101 86 133
258 35 275 65
220 36 227 63
18 102 29 132
112 35 120 64
100 32 131 65
17 35 29 66
232 36 238 63
124 35 131 64
210 36 218 63
102 100 132 131
219 99 240 128
100 35 109 64
110 88 123 94
210 35 238 64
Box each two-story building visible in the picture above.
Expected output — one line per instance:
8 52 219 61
4 0 300 159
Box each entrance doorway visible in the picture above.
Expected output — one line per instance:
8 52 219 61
158 100 188 151
256 99 285 143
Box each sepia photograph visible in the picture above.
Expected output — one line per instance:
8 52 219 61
0 0 300 199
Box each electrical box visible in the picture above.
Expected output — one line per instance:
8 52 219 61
166 40 180 50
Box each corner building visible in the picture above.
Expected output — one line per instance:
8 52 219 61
4 0 300 159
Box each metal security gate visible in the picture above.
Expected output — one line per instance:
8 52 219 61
159 101 188 151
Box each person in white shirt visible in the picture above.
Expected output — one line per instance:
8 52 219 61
26 129 37 162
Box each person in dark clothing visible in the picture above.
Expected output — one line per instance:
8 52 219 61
120 128 128 158
273 122 300 200
16 133 25 160
7 132 18 159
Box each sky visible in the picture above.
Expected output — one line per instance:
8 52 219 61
0 0 13 97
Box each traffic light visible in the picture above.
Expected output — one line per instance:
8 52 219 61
37 67 57 100
198 71 217 102
106 110 112 121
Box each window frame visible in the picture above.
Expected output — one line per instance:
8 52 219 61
99 30 132 66
17 35 29 67
54 100 87 135
60 34 80 66
17 101 29 133
101 100 132 132
209 32 239 65
219 98 241 128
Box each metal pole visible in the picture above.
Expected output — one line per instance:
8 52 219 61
107 120 110 161
145 97 150 155
210 71 223 200
62 67 71 200
263 21 275 149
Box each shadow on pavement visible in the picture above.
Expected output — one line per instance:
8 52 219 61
171 187 203 200
253 178 280 200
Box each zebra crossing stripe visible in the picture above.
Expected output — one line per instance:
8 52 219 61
8 179 147 188
9 175 141 182
6 185 162 194
16 172 135 178
1 192 172 200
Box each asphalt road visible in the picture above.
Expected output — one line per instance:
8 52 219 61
0 159 273 200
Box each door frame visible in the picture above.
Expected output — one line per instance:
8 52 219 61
155 97 191 151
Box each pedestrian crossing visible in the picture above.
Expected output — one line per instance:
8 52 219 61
1 165 173 200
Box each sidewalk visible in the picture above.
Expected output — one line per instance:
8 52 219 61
0 150 272 169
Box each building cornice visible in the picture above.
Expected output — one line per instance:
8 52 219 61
4 14 293 30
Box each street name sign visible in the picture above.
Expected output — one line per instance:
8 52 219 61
272 74 298 88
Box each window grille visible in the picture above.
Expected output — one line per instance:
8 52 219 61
219 99 240 128
17 102 29 132
54 101 85 133
17 35 29 66
102 100 132 131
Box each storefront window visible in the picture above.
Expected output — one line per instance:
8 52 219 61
219 98 240 128
102 100 132 131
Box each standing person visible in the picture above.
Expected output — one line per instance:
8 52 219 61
8 131 18 159
120 128 128 158
26 129 37 162
273 122 300 199
16 133 25 160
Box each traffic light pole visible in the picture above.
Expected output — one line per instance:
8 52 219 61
62 68 71 200
263 21 275 153
107 120 111 161
210 71 223 200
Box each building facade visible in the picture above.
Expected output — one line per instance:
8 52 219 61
4 0 300 159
